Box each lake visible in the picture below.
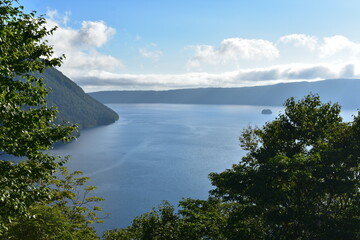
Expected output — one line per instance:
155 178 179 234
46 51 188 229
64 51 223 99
51 104 357 233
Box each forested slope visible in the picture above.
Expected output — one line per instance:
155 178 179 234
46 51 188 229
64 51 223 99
89 79 360 109
42 68 119 129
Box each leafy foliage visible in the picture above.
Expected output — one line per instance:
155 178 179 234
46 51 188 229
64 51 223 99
0 0 76 233
103 198 229 240
51 167 106 232
103 201 178 240
0 1 110 238
3 167 105 239
4 204 76 240
210 94 360 239
105 94 360 239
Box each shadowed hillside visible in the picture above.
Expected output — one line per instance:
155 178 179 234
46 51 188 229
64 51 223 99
42 68 119 129
89 79 360 109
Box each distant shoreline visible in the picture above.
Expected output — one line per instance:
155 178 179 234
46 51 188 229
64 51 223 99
89 78 360 110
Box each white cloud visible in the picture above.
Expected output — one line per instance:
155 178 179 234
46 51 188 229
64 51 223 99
234 63 354 81
46 9 71 26
319 35 360 58
62 11 71 25
279 34 360 59
75 63 358 92
279 34 318 51
187 38 279 69
45 10 123 76
139 48 163 61
46 9 58 20
78 21 116 47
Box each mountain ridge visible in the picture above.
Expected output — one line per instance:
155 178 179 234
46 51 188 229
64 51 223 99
88 79 360 109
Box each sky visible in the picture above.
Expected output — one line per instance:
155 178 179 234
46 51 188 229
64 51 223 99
20 0 360 92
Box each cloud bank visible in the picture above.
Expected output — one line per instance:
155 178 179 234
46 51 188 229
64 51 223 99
44 11 360 91
78 63 357 92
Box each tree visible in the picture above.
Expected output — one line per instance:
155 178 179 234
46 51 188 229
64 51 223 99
176 197 228 240
0 0 76 232
103 198 229 240
50 167 106 239
103 201 179 240
3 167 105 240
209 94 360 239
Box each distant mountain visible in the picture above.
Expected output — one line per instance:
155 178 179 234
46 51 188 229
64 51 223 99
88 79 360 109
42 68 119 129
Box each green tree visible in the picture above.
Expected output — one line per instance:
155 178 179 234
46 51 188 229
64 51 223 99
176 197 228 240
0 0 76 232
103 201 179 240
103 198 229 240
4 167 105 239
50 167 106 239
210 94 360 239
3 205 75 240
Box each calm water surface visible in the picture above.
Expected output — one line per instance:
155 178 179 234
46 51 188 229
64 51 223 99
51 104 357 232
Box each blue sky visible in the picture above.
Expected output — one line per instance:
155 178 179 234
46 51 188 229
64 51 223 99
21 0 360 91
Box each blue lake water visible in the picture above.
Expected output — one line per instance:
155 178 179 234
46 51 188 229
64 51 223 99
51 104 357 233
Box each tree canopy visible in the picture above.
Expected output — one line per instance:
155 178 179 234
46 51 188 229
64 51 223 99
4 167 105 240
105 94 360 240
209 94 360 239
0 0 76 232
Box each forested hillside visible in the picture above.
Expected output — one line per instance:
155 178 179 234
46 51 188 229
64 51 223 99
89 79 360 109
42 68 119 129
